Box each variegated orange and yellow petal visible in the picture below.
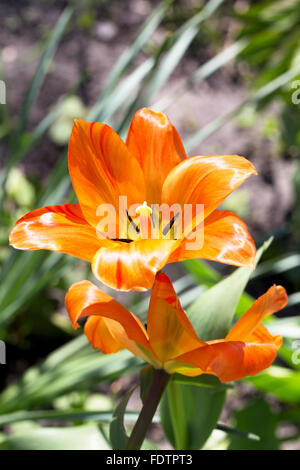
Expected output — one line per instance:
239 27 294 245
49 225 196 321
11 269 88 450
246 323 283 349
168 209 256 268
226 285 287 341
9 204 109 261
176 340 279 383
84 316 124 354
83 315 156 363
92 239 179 291
65 280 149 346
65 280 157 363
147 273 205 363
68 119 146 227
126 108 186 203
162 154 257 225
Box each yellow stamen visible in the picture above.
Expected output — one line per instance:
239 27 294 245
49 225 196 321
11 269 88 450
136 201 152 217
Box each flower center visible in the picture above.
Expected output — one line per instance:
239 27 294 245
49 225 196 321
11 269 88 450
136 201 152 217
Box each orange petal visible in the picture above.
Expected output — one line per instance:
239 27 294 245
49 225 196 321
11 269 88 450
84 316 124 354
169 209 256 268
226 285 287 341
176 340 279 383
65 280 154 362
247 324 283 349
68 119 146 227
162 154 257 223
92 239 179 291
126 108 186 203
147 273 205 363
9 204 110 261
65 280 147 343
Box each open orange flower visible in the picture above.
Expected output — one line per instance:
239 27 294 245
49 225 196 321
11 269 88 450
10 108 257 291
65 273 287 383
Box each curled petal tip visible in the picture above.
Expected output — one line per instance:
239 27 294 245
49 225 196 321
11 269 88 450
273 285 288 308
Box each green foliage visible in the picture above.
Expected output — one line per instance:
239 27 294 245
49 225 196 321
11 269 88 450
228 398 279 450
109 389 134 450
160 380 226 449
245 366 300 404
0 423 109 450
0 336 140 413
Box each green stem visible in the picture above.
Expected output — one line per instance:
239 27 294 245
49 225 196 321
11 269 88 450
126 368 170 450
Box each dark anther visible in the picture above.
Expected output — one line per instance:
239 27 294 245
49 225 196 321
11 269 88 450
162 212 180 236
111 238 134 243
126 210 140 233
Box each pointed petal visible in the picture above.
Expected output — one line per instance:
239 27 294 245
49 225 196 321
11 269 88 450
162 154 257 223
68 120 146 226
169 210 256 268
147 273 205 363
92 239 179 291
84 316 124 354
9 204 110 261
226 285 287 341
176 340 279 383
247 324 283 349
126 108 186 203
65 280 152 359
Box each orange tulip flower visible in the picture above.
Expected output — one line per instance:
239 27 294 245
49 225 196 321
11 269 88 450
65 273 287 383
10 108 257 291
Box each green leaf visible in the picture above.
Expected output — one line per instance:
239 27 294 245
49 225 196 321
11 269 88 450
0 337 139 414
228 398 279 450
245 366 300 404
143 0 225 103
172 373 232 389
183 259 221 286
155 38 248 111
88 0 170 122
186 63 300 152
187 239 271 340
15 6 73 139
252 253 300 278
0 424 109 450
0 6 73 196
0 409 151 428
160 381 226 449
110 389 135 450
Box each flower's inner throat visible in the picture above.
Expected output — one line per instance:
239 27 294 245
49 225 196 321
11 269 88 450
111 201 180 243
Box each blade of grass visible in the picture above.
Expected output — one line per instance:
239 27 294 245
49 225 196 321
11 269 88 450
14 6 73 141
154 38 249 111
186 62 300 152
0 6 73 205
143 0 225 104
88 0 171 122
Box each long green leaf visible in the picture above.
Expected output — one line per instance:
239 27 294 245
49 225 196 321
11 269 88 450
160 381 226 450
154 38 248 111
186 63 300 152
88 0 171 122
144 0 225 103
0 424 109 450
0 337 140 413
15 6 73 140
110 389 134 450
